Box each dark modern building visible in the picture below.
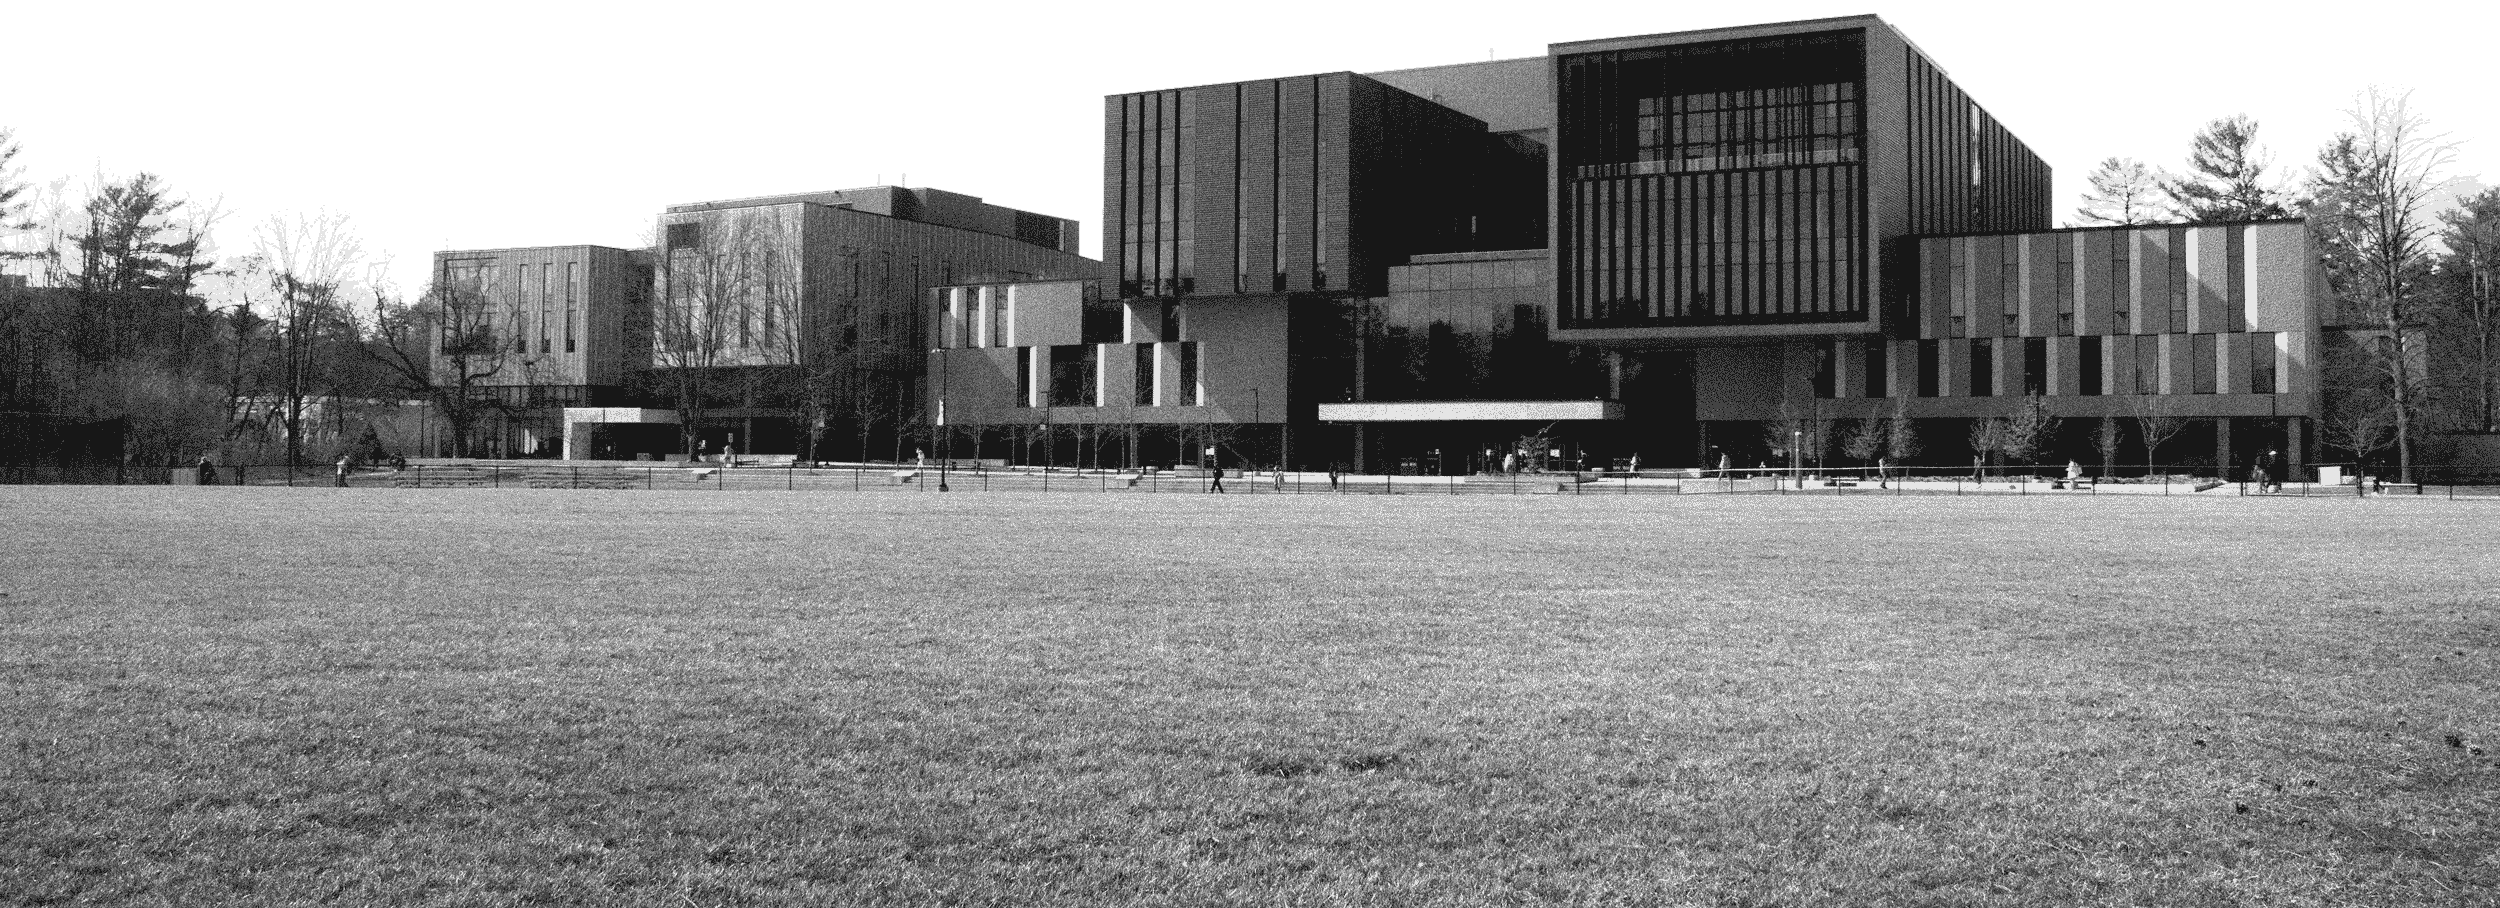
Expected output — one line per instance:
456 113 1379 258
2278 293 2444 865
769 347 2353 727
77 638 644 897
924 14 2332 476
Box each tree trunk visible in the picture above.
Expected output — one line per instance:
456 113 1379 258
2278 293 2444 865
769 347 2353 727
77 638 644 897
2389 316 2415 483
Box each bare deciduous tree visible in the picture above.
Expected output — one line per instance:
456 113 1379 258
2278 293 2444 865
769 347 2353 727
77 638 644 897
254 211 364 473
2128 392 2190 471
1884 396 1920 465
651 218 747 458
2093 415 2123 478
2306 88 2454 483
1997 393 2060 470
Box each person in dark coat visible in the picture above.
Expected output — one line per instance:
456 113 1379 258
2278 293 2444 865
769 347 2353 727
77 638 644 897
195 454 216 487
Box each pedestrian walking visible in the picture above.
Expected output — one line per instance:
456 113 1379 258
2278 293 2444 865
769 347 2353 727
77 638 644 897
195 454 216 487
1327 467 1340 491
1877 455 1890 489
334 454 351 488
1208 467 1225 493
1502 452 1517 475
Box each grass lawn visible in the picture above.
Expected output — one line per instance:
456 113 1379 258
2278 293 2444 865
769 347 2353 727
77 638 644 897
2 487 2494 907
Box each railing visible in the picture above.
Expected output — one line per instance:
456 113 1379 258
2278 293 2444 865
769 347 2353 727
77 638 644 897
23 460 2499 501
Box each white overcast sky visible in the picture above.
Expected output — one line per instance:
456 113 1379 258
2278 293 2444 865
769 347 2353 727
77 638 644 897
6 0 2495 298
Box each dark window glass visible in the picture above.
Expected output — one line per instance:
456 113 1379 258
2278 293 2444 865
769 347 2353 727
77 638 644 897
1136 343 1156 406
1812 339 1836 399
1970 338 1994 397
1050 344 1096 407
1178 342 1200 406
2079 336 2103 396
665 222 700 250
1081 293 1124 344
1014 347 1032 408
1863 339 1887 398
1160 301 1181 343
2250 332 2277 394
2023 337 2047 396
1917 340 1940 397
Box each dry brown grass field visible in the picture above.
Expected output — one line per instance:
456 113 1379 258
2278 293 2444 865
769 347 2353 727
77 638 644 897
2 487 2494 907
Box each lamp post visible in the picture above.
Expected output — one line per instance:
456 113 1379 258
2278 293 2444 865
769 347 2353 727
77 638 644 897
933 347 951 492
1792 429 1803 490
1251 388 1261 471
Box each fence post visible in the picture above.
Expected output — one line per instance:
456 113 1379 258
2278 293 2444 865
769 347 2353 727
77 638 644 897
493 466 500 489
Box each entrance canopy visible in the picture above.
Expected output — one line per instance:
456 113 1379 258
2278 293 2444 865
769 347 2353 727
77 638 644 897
1316 401 1623 422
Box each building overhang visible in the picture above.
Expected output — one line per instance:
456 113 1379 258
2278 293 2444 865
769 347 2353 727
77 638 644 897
1552 319 1880 348
1318 401 1624 422
562 407 678 425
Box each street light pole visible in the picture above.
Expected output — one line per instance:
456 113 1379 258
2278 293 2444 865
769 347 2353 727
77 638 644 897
1792 429 1803 490
1251 388 1261 471
935 347 951 492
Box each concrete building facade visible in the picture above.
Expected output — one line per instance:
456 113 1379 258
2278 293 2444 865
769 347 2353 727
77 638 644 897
431 187 1094 460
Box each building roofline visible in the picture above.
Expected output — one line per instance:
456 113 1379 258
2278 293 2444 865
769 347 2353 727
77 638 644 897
1550 14 1889 54
433 244 644 258
1914 217 2307 241
1362 55 1548 78
1106 70 1362 98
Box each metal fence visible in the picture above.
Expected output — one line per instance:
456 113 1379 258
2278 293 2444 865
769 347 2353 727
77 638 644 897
48 460 2500 501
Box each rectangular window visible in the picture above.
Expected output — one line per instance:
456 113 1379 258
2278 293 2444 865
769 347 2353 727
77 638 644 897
2134 336 2159 394
564 307 576 354
566 262 579 304
538 310 550 355
1812 339 1836 399
1970 338 1994 397
1917 339 1940 397
2055 239 2076 336
2192 333 2217 394
2250 332 2277 393
1015 347 1033 407
666 222 701 250
1862 339 1888 398
1135 343 1156 406
1049 344 1090 407
1179 341 1201 406
2079 336 2103 396
2023 337 2047 396
2169 229 2190 333
2111 235 2132 333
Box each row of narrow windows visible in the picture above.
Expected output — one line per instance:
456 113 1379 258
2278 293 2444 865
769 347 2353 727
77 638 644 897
1012 342 1202 409
438 260 583 356
1812 333 2282 399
